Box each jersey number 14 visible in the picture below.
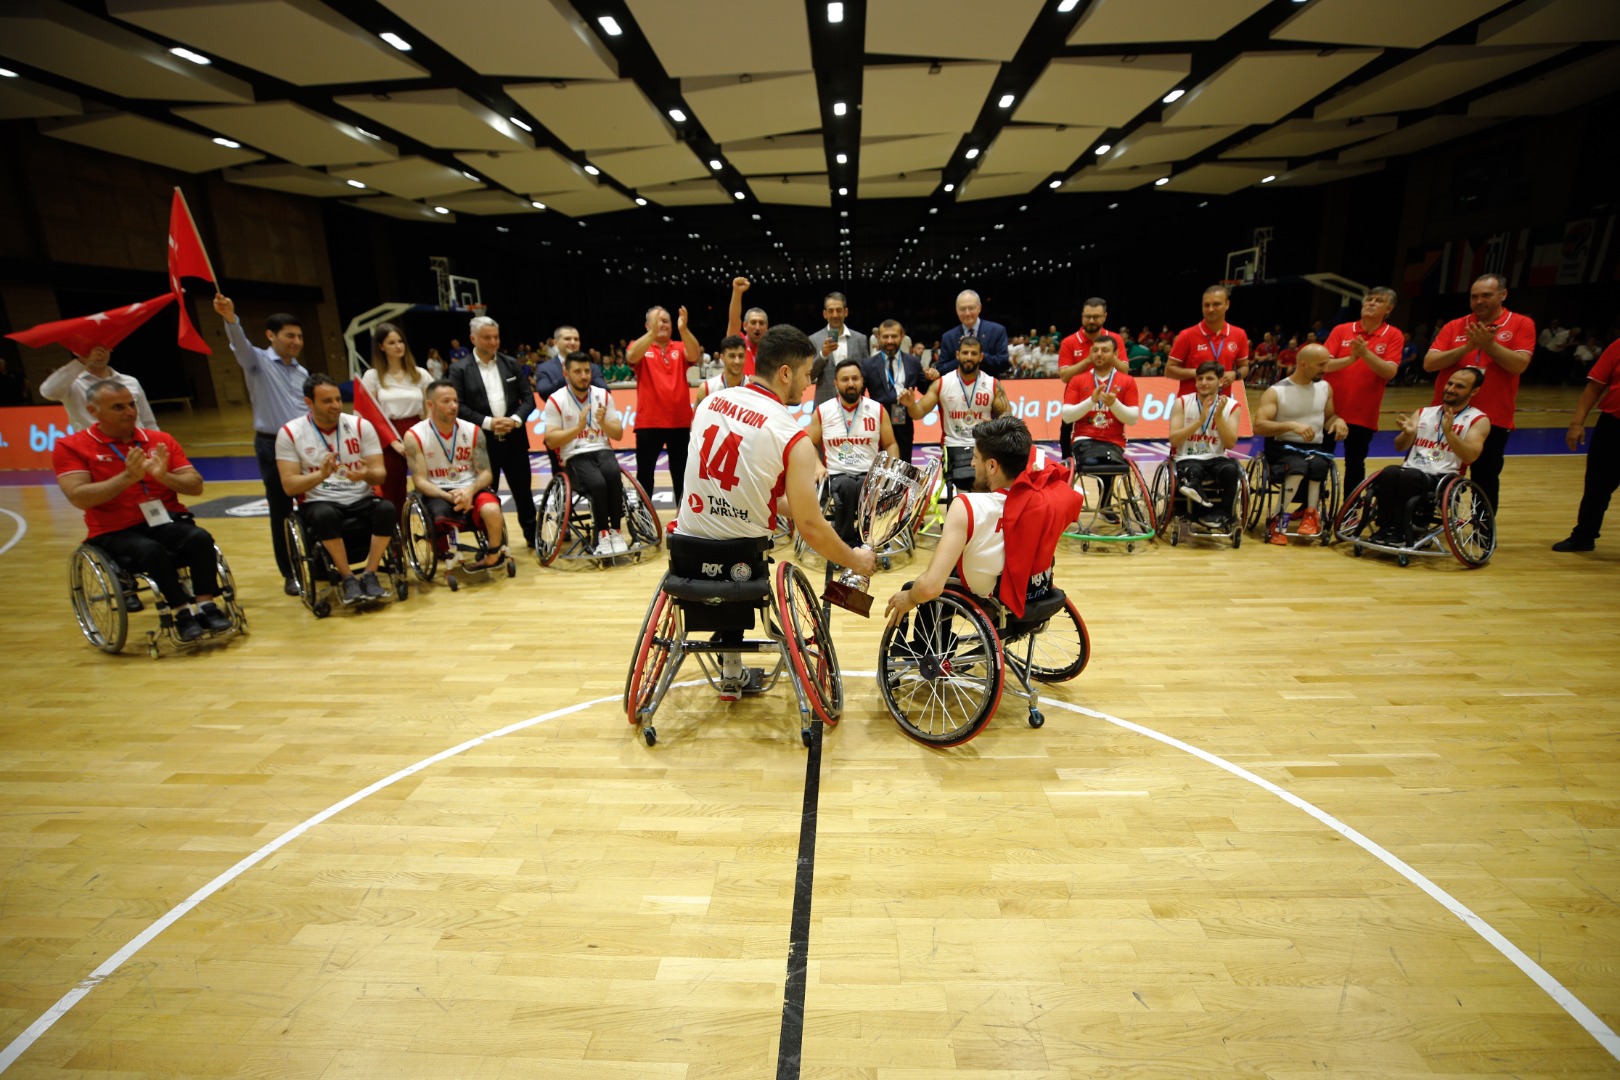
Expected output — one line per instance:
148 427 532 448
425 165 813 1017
696 425 743 491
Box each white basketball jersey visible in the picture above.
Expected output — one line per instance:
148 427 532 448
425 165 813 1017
407 417 481 490
542 385 618 462
274 413 380 505
1272 379 1330 445
1406 404 1486 476
677 383 806 540
954 490 1007 599
703 373 745 397
939 370 998 448
817 396 883 477
1174 393 1238 460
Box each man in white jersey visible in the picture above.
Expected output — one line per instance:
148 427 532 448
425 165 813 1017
1372 367 1490 545
1168 360 1242 525
676 325 876 700
543 351 628 554
274 373 394 604
402 380 505 568
1253 344 1347 544
807 358 899 544
901 336 1011 495
696 335 749 403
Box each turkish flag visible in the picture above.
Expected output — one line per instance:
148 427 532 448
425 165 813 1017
169 188 215 355
5 293 176 356
350 378 401 446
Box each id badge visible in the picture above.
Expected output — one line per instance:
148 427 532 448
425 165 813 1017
139 499 172 527
891 402 908 424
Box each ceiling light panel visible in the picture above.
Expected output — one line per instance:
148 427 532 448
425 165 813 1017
1096 123 1244 170
1068 0 1269 45
1476 0 1620 45
862 62 999 137
533 186 636 216
722 134 829 176
434 190 544 215
1219 116 1398 158
1161 49 1382 127
1055 167 1163 192
1158 161 1287 195
641 178 733 207
175 101 399 166
958 172 1046 202
345 195 454 223
681 72 823 143
107 0 428 86
507 79 675 150
1014 55 1190 128
334 89 534 152
452 147 593 193
375 0 617 76
39 112 262 173
862 171 946 199
753 174 833 207
1467 46 1620 117
625 0 811 77
331 156 485 200
1337 115 1503 162
1314 45 1570 120
224 163 378 198
1270 160 1386 186
857 133 961 179
589 143 710 187
0 0 253 103
1272 0 1504 48
0 77 82 121
978 125 1104 175
867 0 1046 61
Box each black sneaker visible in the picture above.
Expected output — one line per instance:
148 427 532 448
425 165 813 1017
359 570 388 600
283 576 300 597
174 609 204 643
339 576 364 605
1552 536 1595 552
197 602 232 633
124 591 144 612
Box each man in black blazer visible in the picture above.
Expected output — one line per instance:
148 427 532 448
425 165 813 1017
531 324 607 402
937 289 1010 379
863 319 925 465
808 292 871 408
448 314 537 547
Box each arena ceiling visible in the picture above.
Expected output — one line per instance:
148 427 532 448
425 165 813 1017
1 0 1618 288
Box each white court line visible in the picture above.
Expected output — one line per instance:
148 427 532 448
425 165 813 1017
0 508 26 557
5 679 1617 1069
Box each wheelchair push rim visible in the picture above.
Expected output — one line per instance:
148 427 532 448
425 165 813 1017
1442 476 1495 567
878 588 1004 747
69 545 129 654
777 562 843 726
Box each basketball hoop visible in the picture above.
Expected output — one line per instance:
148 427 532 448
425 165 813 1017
1219 279 1244 291
466 303 487 318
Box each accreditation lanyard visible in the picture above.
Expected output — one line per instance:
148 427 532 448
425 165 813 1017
1203 326 1227 366
571 387 597 439
1197 394 1220 438
430 422 460 472
957 370 982 411
836 401 862 443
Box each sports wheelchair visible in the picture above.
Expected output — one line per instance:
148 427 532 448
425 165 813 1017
1243 442 1341 545
877 573 1089 747
1149 456 1249 548
534 459 662 567
1333 469 1495 567
1064 445 1156 552
624 533 841 748
793 470 931 571
284 503 410 617
402 491 517 590
69 541 245 658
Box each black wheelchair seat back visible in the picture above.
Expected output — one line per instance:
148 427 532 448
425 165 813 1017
664 534 772 627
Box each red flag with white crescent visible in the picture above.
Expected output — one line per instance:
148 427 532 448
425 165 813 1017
350 377 402 446
169 188 216 355
5 293 176 355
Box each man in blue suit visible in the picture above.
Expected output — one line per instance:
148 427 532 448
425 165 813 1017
936 290 1010 379
532 325 607 402
862 319 924 464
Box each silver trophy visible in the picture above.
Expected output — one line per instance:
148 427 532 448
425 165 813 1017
823 452 942 618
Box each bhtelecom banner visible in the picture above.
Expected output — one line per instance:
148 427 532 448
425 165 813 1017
526 377 1254 452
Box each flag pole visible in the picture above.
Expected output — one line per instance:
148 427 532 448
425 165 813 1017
173 186 219 285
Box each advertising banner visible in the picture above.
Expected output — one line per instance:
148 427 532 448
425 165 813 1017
0 406 77 470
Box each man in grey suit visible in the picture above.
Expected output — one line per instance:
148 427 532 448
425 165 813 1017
809 292 870 408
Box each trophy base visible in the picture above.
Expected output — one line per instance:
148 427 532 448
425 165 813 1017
822 579 873 618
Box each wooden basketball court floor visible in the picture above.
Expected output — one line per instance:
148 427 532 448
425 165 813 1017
1 414 1617 1077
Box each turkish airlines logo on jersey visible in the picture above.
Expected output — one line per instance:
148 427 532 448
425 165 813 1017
688 493 705 514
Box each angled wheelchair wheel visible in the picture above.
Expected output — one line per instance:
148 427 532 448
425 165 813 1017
778 562 843 726
792 477 833 563
1115 459 1157 536
622 469 663 549
623 575 668 716
283 515 323 615
878 589 1004 748
1442 476 1495 567
626 581 681 727
1232 465 1252 542
403 496 438 583
385 529 409 601
1148 460 1175 539
69 545 129 654
535 475 570 567
1334 476 1379 543
1019 595 1090 683
213 545 247 629
1318 456 1343 545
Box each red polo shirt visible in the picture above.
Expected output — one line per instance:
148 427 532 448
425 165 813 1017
1428 309 1536 430
1322 320 1405 430
1063 369 1139 448
52 425 193 539
743 336 758 376
1170 321 1250 397
1058 329 1126 378
631 339 695 428
1587 339 1620 419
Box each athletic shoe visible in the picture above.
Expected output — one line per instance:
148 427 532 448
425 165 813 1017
283 576 300 597
1179 485 1212 507
173 609 204 643
197 602 232 633
597 529 614 554
124 592 144 612
1298 508 1321 536
1552 536 1595 552
339 576 364 605
613 532 630 554
1267 520 1289 546
359 570 388 600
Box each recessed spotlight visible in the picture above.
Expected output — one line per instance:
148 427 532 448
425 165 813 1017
531 200 546 210
668 108 687 122
379 31 411 51
1261 174 1276 183
584 164 600 176
1154 176 1169 186
838 186 848 196
828 1 844 22
751 213 761 220
212 137 241 149
356 127 382 140
929 207 938 214
734 191 745 200
998 93 1016 109
598 16 623 36
1162 88 1185 104
833 101 847 116
346 179 366 189
1198 201 1209 207
1108 202 1119 209
433 206 449 215
1058 0 1081 10
965 148 979 160
169 47 211 65
635 197 648 206
709 159 722 170
509 116 532 132
836 152 848 164
0 67 19 78
461 170 479 181
1094 143 1112 156
496 226 510 233
1048 179 1061 189
943 183 955 192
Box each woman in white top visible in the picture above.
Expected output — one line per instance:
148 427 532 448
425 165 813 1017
360 322 430 512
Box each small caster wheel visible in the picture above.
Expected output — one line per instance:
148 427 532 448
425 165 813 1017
1028 709 1044 728
1353 544 1363 558
879 555 891 572
1127 542 1135 553
1398 553 1409 567
395 579 409 600
147 644 160 660
506 558 517 578
801 727 813 748
1231 531 1242 549
1081 541 1090 553
1169 528 1179 547
313 600 331 618
447 574 459 591
643 726 657 746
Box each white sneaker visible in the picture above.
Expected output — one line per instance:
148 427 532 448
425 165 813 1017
609 531 628 554
597 530 614 554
